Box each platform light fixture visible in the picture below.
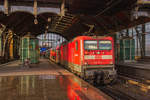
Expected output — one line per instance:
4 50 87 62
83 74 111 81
48 17 51 23
46 25 49 29
44 30 47 39
33 0 38 24
34 18 38 24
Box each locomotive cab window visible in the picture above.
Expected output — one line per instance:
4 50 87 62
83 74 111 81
84 40 98 50
75 41 78 50
99 40 112 50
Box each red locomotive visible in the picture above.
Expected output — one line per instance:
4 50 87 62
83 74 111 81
51 36 116 84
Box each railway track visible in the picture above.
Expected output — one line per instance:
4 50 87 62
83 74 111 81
118 73 150 85
116 64 150 83
95 75 150 100
98 85 137 100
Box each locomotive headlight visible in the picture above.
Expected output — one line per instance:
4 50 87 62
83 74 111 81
84 62 88 65
110 61 113 64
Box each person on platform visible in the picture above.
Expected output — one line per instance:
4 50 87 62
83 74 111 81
23 58 30 68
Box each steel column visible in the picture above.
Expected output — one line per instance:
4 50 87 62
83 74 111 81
142 24 145 58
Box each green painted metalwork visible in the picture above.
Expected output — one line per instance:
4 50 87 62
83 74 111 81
120 39 135 61
20 36 39 64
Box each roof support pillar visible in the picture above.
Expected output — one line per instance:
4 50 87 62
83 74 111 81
135 25 145 58
142 24 145 58
4 0 10 15
135 27 140 57
60 0 65 17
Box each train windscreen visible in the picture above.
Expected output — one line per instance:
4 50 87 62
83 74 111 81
84 40 98 50
99 40 112 50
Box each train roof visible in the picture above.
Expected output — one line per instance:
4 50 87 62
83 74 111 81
56 46 60 49
72 36 113 41
60 36 113 45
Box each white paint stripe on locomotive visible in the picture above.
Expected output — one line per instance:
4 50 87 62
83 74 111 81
102 55 112 59
84 55 95 59
84 55 112 60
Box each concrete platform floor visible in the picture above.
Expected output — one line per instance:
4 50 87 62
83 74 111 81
0 59 112 100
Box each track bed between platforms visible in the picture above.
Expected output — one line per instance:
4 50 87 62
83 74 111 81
0 59 112 100
116 62 150 83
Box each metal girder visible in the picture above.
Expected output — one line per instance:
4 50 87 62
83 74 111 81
61 19 74 23
65 13 75 17
63 15 74 19
56 20 72 25
52 17 74 26
53 30 63 34
49 12 75 35
54 30 64 33
53 27 66 30
55 26 66 29
0 0 71 8
0 0 142 39
55 22 72 26
55 25 67 29
60 20 73 24
51 19 73 26
51 23 67 27
62 17 74 20
55 28 66 32
134 25 146 58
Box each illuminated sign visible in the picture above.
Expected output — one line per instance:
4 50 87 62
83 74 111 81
40 47 47 52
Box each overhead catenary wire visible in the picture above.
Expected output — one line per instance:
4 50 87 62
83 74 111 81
95 0 122 17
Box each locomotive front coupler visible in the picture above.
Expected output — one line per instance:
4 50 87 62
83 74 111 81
93 71 105 85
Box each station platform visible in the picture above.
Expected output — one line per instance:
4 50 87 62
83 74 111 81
116 62 150 83
0 59 112 100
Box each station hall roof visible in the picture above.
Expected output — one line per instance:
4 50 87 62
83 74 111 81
0 0 150 40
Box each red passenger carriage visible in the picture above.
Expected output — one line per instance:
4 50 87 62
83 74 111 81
55 46 60 63
50 48 56 62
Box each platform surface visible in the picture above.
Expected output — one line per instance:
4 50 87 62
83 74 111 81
0 59 112 100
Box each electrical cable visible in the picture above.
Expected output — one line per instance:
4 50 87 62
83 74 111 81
95 0 122 17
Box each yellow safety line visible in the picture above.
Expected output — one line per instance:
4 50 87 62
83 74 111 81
128 80 150 92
